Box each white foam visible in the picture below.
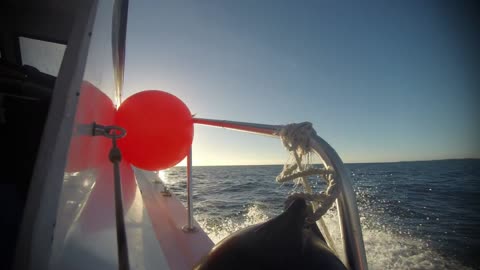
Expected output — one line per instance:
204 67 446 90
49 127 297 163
198 204 270 244
198 204 474 270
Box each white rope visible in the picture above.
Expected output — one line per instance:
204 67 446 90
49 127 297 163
278 122 315 156
276 122 341 253
284 173 339 222
276 122 340 222
276 168 333 183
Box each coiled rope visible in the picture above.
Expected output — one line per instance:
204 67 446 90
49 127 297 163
276 122 340 251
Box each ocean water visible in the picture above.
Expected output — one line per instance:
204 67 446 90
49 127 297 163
159 159 480 270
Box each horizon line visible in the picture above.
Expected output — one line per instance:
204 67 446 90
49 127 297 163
174 157 480 168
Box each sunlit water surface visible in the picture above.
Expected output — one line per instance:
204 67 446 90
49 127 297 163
160 159 479 270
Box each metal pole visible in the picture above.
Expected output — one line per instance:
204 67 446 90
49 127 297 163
292 151 337 253
112 159 130 270
193 118 282 136
309 136 368 270
183 147 196 232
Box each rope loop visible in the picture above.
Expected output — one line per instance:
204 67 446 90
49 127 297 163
277 168 334 183
281 169 340 224
277 122 339 223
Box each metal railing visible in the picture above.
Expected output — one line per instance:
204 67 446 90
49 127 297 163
182 148 196 232
188 117 368 270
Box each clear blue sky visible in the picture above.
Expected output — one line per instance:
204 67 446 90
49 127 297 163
123 0 479 165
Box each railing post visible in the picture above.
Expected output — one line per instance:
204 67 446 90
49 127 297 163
183 147 196 232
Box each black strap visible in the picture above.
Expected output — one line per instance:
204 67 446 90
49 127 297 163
109 136 130 270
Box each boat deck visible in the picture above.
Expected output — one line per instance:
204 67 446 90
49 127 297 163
50 168 213 270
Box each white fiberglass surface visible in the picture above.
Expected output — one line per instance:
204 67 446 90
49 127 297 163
50 170 170 270
49 0 142 268
81 0 117 102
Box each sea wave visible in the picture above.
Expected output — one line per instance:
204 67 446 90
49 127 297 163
163 160 480 269
197 203 474 270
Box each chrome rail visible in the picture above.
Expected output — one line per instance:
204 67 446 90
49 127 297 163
183 147 196 232
193 118 282 137
192 117 368 270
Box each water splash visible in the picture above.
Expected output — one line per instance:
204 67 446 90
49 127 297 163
197 204 269 243
198 203 474 270
162 162 479 269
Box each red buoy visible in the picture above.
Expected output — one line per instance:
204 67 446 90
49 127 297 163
116 90 193 170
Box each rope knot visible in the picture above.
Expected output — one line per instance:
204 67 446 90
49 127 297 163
109 146 122 163
277 122 315 156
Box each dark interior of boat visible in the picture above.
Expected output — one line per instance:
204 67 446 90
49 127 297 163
0 49 55 270
0 1 74 268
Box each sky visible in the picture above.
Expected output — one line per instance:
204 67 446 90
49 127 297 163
122 0 479 166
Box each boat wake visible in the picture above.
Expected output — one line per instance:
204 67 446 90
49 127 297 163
198 204 474 270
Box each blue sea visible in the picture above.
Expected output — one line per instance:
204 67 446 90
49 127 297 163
159 159 480 270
